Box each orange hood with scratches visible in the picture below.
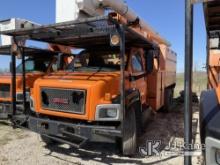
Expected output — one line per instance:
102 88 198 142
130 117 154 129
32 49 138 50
0 72 44 102
32 71 121 121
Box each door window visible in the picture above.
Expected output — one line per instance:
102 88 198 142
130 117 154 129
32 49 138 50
131 53 143 72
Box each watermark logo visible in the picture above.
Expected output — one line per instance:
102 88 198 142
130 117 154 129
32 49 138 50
139 140 205 157
139 140 161 156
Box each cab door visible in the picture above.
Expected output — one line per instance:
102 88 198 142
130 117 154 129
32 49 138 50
128 48 147 105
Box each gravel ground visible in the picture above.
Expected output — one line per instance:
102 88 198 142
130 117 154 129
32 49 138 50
0 101 203 165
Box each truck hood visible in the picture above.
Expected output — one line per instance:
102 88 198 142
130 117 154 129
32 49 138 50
36 71 120 95
0 72 44 102
33 71 121 121
44 71 120 81
0 72 44 90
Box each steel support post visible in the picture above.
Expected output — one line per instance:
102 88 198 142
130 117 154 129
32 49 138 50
118 25 125 129
184 0 194 164
21 47 27 114
10 44 17 118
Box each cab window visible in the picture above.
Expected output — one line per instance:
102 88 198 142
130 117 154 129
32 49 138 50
131 53 143 72
16 58 50 73
65 51 128 72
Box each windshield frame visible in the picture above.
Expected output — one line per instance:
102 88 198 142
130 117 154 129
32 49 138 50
64 50 128 72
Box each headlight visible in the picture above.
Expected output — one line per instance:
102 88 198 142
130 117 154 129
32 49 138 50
95 104 121 121
106 108 117 118
216 149 220 164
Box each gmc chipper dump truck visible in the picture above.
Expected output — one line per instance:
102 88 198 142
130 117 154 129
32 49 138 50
0 45 61 119
1 0 177 155
0 19 73 120
0 45 73 120
200 1 220 164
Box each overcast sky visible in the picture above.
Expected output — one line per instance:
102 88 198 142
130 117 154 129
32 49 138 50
0 0 206 72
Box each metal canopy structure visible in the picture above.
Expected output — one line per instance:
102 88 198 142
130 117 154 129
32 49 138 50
0 16 133 139
204 1 220 34
0 16 156 50
0 45 61 57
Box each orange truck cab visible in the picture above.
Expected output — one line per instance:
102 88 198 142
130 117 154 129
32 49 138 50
199 1 220 164
1 15 177 155
0 45 70 119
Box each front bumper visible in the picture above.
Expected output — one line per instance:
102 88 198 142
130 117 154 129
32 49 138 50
28 116 122 147
0 102 27 119
0 102 12 119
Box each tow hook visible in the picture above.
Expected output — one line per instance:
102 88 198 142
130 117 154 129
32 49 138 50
41 122 49 130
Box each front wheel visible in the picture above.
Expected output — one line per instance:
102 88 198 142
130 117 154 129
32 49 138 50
120 107 137 156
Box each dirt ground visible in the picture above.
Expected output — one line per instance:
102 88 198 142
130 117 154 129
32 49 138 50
0 100 203 165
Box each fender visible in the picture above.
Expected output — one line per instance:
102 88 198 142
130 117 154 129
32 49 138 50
112 89 141 110
125 89 141 110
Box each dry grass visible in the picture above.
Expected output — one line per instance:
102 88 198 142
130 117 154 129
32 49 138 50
175 72 207 98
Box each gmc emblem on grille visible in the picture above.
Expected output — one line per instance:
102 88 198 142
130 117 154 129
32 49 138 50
52 98 69 104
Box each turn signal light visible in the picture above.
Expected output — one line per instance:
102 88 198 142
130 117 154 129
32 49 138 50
105 93 111 101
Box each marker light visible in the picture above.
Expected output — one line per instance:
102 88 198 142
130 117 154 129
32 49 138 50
110 34 120 46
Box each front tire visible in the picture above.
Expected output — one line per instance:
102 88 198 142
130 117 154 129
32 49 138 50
121 107 137 156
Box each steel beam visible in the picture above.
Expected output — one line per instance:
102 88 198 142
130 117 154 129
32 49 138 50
117 24 125 133
184 0 194 164
21 47 27 114
191 0 216 4
10 43 17 118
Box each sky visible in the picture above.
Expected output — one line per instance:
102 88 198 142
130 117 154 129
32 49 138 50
0 0 206 73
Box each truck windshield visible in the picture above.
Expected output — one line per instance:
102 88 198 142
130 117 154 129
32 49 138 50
16 58 50 73
66 52 124 72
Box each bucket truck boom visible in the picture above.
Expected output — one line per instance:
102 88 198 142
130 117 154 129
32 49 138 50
56 0 170 46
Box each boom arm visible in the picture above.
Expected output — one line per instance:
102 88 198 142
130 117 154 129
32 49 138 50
56 0 170 46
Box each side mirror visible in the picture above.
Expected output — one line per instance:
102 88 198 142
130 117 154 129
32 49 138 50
57 53 64 70
146 50 154 74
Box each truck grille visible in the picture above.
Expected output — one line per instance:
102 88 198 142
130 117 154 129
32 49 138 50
41 88 86 114
0 84 10 98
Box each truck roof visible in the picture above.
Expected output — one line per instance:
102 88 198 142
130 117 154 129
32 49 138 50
204 0 220 37
0 16 158 50
0 45 70 57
